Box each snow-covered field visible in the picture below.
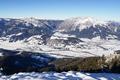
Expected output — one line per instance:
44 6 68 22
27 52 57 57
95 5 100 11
0 71 120 80
0 38 120 58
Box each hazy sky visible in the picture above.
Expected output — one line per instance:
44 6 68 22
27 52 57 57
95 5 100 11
0 0 120 21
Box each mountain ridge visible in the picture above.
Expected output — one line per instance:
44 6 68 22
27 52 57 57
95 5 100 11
0 17 120 57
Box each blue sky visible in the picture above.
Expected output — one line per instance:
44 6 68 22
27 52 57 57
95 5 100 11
0 0 120 21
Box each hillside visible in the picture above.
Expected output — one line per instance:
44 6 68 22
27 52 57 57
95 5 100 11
0 17 120 57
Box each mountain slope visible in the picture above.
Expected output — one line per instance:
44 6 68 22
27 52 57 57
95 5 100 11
56 17 120 39
0 17 120 57
0 18 63 43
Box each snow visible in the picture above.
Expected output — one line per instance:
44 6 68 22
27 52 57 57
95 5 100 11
0 38 120 58
74 17 95 31
0 40 26 50
4 18 11 21
26 35 43 45
0 17 120 79
50 32 76 40
16 33 23 36
0 17 120 58
23 17 40 27
59 17 109 32
5 33 23 39
0 71 120 80
22 17 53 27
69 17 108 26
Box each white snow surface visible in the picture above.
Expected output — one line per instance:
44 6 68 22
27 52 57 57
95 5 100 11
58 17 108 32
22 17 40 27
0 71 120 80
50 32 76 40
0 38 120 58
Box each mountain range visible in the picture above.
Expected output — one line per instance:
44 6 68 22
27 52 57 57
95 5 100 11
0 17 120 57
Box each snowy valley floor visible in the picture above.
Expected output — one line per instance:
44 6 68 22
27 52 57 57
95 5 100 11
0 71 120 80
1 39 120 58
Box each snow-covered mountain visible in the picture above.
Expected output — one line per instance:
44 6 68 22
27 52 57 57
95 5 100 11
0 18 62 43
47 17 120 56
56 17 120 39
0 17 120 57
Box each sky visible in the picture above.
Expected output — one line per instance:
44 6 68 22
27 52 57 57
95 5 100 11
0 0 120 21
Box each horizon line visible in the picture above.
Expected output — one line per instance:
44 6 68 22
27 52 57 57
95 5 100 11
0 16 120 22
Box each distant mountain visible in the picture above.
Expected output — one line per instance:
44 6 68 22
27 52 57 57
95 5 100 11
0 17 120 57
48 17 120 47
0 18 62 44
56 17 120 39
